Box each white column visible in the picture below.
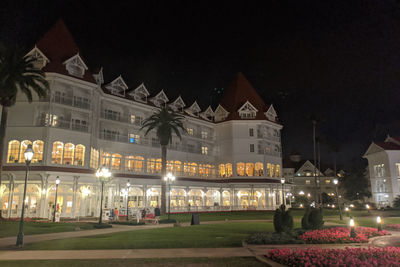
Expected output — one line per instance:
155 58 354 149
7 179 14 218
72 176 79 218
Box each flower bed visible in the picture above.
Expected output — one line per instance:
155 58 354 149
267 247 400 267
385 224 400 231
299 227 390 244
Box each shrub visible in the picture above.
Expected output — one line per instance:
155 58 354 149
393 195 400 209
273 205 293 233
301 207 311 230
246 232 304 245
302 207 324 230
92 223 112 229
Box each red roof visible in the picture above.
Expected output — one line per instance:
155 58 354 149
375 142 400 150
219 72 274 121
36 19 96 83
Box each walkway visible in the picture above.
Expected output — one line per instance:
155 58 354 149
0 223 172 248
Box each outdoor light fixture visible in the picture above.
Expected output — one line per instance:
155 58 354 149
280 178 285 206
53 176 60 222
300 204 304 208
126 180 131 221
333 179 338 185
349 218 356 238
164 173 176 220
16 144 34 247
332 178 342 220
307 193 311 198
377 216 382 232
299 191 305 195
96 166 112 224
366 204 371 214
350 204 354 208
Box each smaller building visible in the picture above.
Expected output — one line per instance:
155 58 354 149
363 135 400 207
283 153 343 203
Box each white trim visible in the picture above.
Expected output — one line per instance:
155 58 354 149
62 53 88 70
149 89 169 107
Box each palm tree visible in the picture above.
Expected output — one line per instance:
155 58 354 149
0 44 49 218
140 107 185 214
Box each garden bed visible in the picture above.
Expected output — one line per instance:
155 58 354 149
385 224 400 231
266 247 400 266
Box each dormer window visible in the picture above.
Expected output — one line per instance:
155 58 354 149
185 101 201 117
214 105 229 122
63 54 88 78
200 106 215 121
265 105 277 121
25 46 49 70
129 83 150 103
150 90 169 107
238 101 258 119
169 96 186 112
105 75 129 97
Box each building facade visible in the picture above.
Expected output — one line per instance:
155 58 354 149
0 20 287 219
363 135 400 207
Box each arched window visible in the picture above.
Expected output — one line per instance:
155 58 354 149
199 164 205 177
52 141 64 164
245 163 254 176
147 158 156 173
275 165 281 177
155 159 162 173
32 140 44 163
90 148 99 169
135 156 144 172
219 164 226 177
255 162 264 176
167 161 174 172
111 153 122 170
226 163 233 177
101 152 111 167
74 144 85 166
174 161 182 174
125 156 134 171
19 140 32 163
190 163 198 176
236 162 245 176
184 162 190 175
63 143 75 165
7 140 20 163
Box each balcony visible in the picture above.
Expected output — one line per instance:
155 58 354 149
257 149 281 157
100 112 142 126
257 131 280 142
52 94 91 110
37 119 90 133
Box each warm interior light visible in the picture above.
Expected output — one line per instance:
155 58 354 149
299 191 305 195
24 144 34 162
280 178 285 184
333 179 338 185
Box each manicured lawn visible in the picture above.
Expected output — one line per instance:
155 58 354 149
327 216 400 228
0 222 99 238
0 257 265 267
160 211 274 222
25 222 299 250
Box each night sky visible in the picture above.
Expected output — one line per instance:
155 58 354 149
2 0 400 168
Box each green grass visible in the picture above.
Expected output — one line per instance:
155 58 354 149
0 257 266 267
326 216 400 228
160 211 275 222
0 222 99 238
25 222 300 250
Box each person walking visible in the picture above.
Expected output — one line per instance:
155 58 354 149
114 207 119 221
154 206 160 224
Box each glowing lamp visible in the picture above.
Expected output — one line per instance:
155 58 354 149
377 216 382 224
56 176 60 185
24 144 34 163
349 219 355 227
333 179 338 185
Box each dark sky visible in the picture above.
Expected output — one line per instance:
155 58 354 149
2 0 400 168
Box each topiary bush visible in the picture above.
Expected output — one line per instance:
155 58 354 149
273 205 293 233
301 207 311 229
302 207 324 230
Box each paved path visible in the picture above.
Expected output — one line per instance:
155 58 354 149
0 224 172 248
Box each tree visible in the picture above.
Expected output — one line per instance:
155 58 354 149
321 192 334 205
340 159 371 201
140 107 185 214
0 44 49 217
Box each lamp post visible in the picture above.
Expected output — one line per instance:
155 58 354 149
377 216 382 232
366 204 371 214
280 178 285 206
126 181 130 221
16 144 34 247
349 218 356 238
52 176 60 222
345 207 350 217
333 179 342 220
96 167 111 224
164 173 175 220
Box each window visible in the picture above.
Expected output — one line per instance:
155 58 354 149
90 148 99 169
32 140 44 163
305 180 311 184
130 115 136 124
374 164 385 178
266 163 275 177
250 144 255 152
219 164 226 177
129 134 140 144
184 162 198 176
255 162 264 176
52 141 64 164
187 128 194 136
111 153 122 170
19 140 32 163
275 165 281 177
104 109 120 121
101 152 111 167
245 163 254 176
236 162 245 176
134 156 144 172
325 179 331 184
74 144 85 166
63 143 75 165
249 128 254 137
7 140 20 163
147 158 161 173
201 131 208 139
201 146 208 155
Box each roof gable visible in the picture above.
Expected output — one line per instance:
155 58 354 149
150 89 169 107
169 96 186 112
63 53 88 78
25 46 50 69
200 106 215 121
265 105 277 121
93 67 104 85
295 160 323 177
214 104 229 122
128 83 150 102
185 101 201 116
238 100 258 119
105 75 129 96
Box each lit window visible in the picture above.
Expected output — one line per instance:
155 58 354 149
90 148 99 169
374 164 385 178
275 165 281 177
32 140 44 163
7 140 20 163
63 143 75 165
201 131 208 139
325 179 331 184
187 128 194 136
306 180 311 184
130 115 136 124
101 152 111 167
129 134 140 144
266 163 275 177
245 163 254 176
19 140 32 163
236 162 245 176
255 162 264 176
74 144 85 166
52 141 64 164
111 153 122 170
396 163 400 177
201 146 208 155
219 164 226 177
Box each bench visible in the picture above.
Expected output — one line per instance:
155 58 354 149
143 214 159 225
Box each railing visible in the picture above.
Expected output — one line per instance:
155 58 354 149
100 112 143 126
37 119 90 133
52 94 91 110
257 150 281 157
257 131 280 142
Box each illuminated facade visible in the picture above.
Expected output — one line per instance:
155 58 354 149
0 20 286 219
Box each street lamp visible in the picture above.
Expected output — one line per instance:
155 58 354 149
345 207 350 217
164 173 175 220
280 178 285 206
96 167 112 224
333 179 342 220
53 176 60 222
349 218 356 238
16 144 34 247
377 216 382 232
126 181 130 221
